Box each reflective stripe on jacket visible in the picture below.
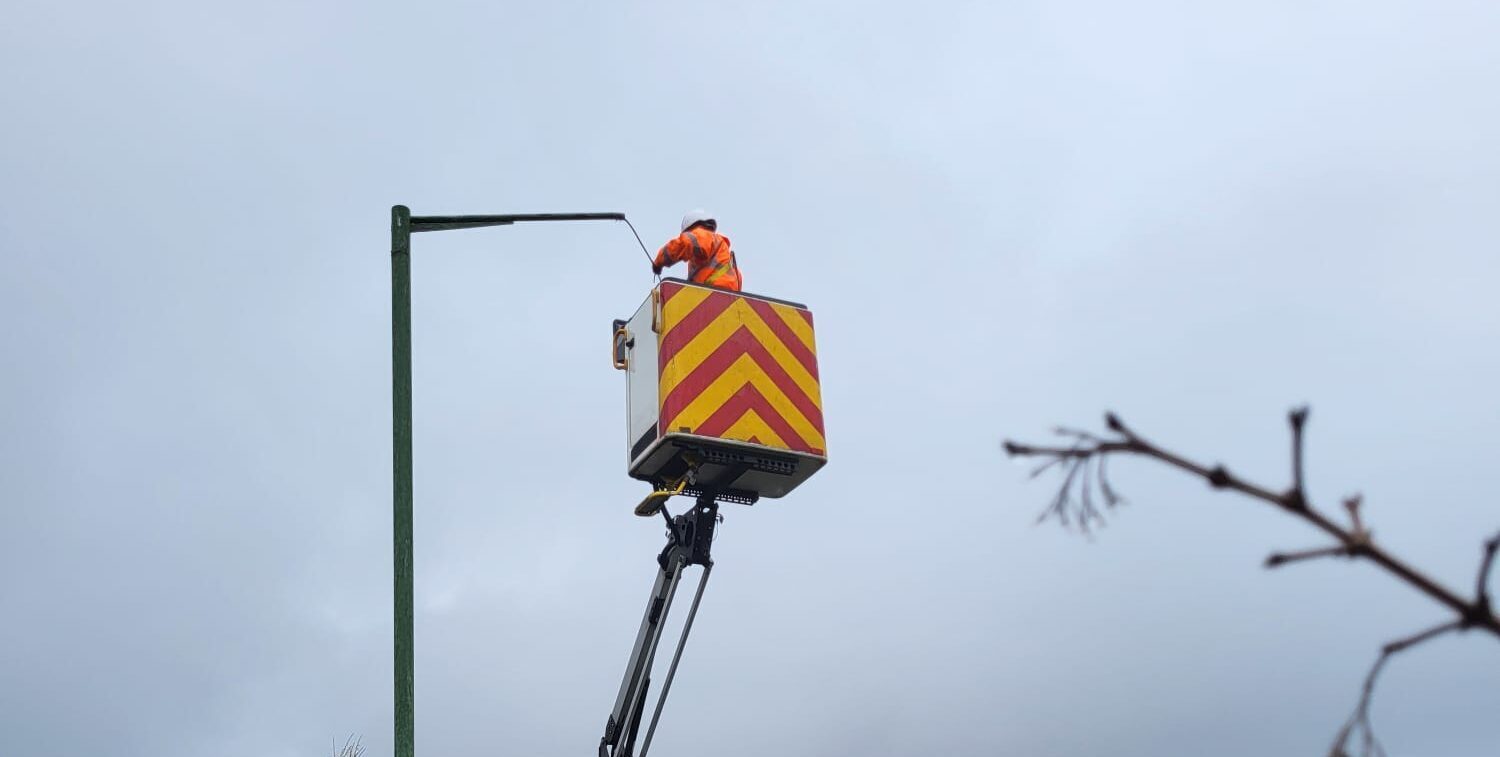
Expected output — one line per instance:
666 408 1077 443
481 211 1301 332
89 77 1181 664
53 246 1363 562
654 227 743 291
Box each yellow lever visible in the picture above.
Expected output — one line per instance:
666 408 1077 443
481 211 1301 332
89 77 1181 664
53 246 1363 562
633 477 687 518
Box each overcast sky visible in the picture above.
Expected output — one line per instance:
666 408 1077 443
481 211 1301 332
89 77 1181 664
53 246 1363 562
3 1 1499 755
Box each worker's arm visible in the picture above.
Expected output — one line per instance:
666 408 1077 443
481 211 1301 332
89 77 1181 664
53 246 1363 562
653 234 691 270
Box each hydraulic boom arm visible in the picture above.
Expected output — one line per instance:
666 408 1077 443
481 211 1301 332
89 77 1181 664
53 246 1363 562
599 496 720 757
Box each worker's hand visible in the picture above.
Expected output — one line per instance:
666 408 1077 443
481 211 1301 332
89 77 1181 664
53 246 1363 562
652 263 663 275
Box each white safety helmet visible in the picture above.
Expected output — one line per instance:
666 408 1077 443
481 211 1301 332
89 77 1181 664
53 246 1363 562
680 209 715 232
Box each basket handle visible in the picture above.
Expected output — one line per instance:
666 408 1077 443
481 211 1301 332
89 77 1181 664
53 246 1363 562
612 325 629 370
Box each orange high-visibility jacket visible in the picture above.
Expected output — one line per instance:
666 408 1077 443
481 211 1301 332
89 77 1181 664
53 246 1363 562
654 227 743 291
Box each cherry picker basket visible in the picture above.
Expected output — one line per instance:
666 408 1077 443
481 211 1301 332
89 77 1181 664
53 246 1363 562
612 278 827 500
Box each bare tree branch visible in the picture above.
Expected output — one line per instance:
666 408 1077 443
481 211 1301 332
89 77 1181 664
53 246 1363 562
1265 545 1352 569
1329 621 1463 757
334 735 365 757
1289 405 1310 509
1004 408 1500 750
1004 409 1500 639
1010 431 1133 534
1477 531 1500 621
1097 453 1125 509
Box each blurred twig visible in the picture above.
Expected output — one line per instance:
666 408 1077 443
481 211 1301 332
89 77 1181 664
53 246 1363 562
1329 620 1461 757
334 735 365 757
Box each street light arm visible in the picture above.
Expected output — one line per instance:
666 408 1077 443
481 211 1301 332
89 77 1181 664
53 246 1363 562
411 212 627 232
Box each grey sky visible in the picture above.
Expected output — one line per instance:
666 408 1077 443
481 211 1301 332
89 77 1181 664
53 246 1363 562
3 1 1498 755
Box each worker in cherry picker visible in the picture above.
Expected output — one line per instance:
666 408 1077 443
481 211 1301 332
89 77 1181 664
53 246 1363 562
651 209 743 291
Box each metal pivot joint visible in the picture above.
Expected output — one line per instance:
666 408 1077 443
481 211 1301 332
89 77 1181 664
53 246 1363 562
600 495 722 757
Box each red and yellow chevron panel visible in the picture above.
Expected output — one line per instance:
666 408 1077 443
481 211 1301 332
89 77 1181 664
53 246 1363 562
657 281 825 457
